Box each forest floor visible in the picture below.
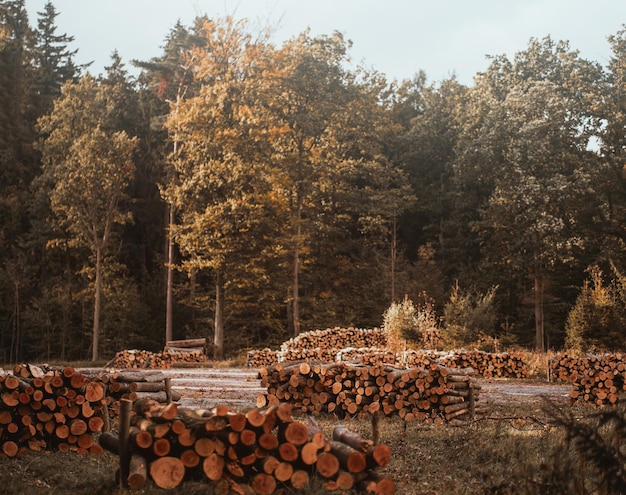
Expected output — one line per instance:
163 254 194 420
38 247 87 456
0 366 599 495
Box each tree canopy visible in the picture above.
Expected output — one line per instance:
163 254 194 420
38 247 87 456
1 6 626 362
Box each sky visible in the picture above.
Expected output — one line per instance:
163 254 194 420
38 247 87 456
22 0 626 86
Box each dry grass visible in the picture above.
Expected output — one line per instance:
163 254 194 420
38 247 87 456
0 352 616 494
0 397 604 495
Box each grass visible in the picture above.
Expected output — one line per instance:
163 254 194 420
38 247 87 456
0 397 609 495
0 351 618 494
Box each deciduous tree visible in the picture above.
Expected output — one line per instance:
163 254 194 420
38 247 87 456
38 76 137 361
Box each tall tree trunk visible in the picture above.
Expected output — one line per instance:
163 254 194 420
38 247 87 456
391 216 397 303
92 246 102 361
292 194 302 336
11 280 19 363
533 242 544 352
165 203 174 344
213 269 224 360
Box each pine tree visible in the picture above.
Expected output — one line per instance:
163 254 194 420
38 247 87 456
33 1 82 116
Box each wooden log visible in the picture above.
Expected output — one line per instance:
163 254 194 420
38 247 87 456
274 461 294 483
290 469 310 489
333 424 373 452
180 449 200 468
99 432 120 454
2 440 19 457
127 453 148 490
316 451 340 478
118 398 132 489
359 471 397 494
261 455 280 474
166 338 207 348
194 437 215 457
277 442 299 462
203 452 225 481
280 421 309 446
149 456 185 489
299 441 320 465
330 440 367 473
368 443 392 468
251 473 277 495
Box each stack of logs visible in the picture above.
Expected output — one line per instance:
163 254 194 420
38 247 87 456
100 399 395 493
0 364 107 457
280 327 387 356
429 350 529 379
0 365 181 457
336 348 398 366
257 361 481 423
246 328 529 380
106 339 209 370
101 370 181 421
247 348 280 368
549 353 626 406
246 326 387 368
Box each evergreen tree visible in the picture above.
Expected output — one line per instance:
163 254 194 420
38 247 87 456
33 1 81 115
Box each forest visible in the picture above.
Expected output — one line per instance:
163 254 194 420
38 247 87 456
2 0 626 364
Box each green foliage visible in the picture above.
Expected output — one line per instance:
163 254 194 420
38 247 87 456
382 294 437 349
6 6 626 361
565 265 626 352
442 282 498 349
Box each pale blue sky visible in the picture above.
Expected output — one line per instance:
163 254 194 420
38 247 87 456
23 0 626 85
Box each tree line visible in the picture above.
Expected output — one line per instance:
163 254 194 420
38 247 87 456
2 0 626 363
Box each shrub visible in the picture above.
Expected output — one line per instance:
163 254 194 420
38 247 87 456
382 294 438 351
442 282 498 349
565 265 626 353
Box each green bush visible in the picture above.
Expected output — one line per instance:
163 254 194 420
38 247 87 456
442 282 498 349
382 294 437 351
565 265 626 353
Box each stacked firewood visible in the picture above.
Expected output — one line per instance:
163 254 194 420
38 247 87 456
336 347 398 365
105 347 207 370
99 370 181 422
280 327 387 359
247 348 280 368
436 350 529 378
257 361 481 423
280 347 338 363
106 349 154 369
100 399 395 493
245 328 529 382
246 328 387 367
549 353 626 406
402 350 529 379
0 364 106 457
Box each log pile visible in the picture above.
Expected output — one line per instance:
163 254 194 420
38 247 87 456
100 399 395 493
280 327 387 355
246 327 387 367
100 370 181 421
401 350 529 379
549 353 626 406
435 350 529 379
336 347 397 365
0 364 182 458
0 364 106 457
247 348 280 368
245 328 529 381
257 361 481 423
105 347 208 370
